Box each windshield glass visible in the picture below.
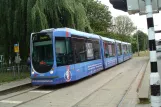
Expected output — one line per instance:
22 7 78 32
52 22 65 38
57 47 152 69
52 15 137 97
32 32 53 73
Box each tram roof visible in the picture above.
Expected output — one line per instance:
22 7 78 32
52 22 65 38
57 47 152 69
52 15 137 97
54 28 100 39
101 36 115 42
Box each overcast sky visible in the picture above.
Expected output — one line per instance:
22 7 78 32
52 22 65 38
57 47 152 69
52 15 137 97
99 0 161 40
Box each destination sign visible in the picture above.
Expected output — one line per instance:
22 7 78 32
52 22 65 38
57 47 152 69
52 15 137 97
33 33 51 42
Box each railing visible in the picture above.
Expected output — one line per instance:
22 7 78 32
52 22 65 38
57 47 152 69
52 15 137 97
0 64 30 84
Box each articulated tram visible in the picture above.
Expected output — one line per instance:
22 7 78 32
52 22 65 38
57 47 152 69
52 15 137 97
30 28 132 85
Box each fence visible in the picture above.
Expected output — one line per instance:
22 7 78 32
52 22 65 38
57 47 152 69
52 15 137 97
0 64 30 84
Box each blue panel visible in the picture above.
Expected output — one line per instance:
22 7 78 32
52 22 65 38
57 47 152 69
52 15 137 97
54 31 71 37
74 62 86 80
85 59 103 75
104 57 117 69
118 55 124 63
74 59 103 80
123 54 130 61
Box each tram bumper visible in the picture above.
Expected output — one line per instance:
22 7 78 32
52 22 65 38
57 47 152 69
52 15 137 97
31 76 67 86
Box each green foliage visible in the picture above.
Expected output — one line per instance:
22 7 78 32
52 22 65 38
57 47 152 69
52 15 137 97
0 0 96 63
0 0 136 63
96 32 131 43
86 0 112 32
131 37 137 53
133 30 148 53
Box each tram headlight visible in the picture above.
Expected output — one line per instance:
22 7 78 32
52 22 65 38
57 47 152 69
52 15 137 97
32 69 35 75
32 71 35 75
50 70 54 74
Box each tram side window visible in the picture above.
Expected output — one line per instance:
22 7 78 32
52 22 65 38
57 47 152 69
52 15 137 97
129 45 132 53
126 45 128 53
120 43 122 55
86 39 94 60
108 42 116 57
117 43 122 55
127 45 129 53
92 39 100 60
128 45 130 53
55 37 74 66
111 43 116 56
123 45 127 54
72 36 86 63
104 42 108 58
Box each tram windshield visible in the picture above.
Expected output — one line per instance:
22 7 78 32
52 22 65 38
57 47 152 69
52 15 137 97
32 32 53 73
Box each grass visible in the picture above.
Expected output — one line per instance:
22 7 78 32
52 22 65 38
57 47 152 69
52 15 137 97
133 51 149 57
139 98 150 104
0 71 30 84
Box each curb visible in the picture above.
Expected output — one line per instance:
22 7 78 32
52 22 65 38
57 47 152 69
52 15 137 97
137 60 150 103
137 60 149 92
0 83 31 96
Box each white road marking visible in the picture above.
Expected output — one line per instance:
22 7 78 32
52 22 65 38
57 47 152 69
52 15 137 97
30 90 51 93
0 100 22 104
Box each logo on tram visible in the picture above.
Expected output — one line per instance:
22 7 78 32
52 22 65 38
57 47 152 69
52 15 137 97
64 66 72 82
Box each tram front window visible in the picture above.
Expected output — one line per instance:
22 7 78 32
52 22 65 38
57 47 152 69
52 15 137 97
55 37 74 66
32 33 53 73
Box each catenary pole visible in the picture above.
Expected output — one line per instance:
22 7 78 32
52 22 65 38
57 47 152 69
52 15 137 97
145 0 161 106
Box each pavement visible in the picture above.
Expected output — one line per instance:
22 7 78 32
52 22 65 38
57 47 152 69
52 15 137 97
0 57 151 107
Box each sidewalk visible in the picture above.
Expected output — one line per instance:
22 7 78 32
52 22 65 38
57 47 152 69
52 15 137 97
120 61 150 107
0 78 31 94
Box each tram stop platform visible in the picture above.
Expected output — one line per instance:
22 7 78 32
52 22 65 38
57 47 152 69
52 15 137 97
119 60 150 107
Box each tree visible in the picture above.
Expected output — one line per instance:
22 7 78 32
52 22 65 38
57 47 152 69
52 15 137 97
0 0 93 64
111 15 136 36
86 0 112 32
133 30 148 52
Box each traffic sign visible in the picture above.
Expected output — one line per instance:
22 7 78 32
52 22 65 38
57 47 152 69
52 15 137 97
15 56 21 64
14 44 19 53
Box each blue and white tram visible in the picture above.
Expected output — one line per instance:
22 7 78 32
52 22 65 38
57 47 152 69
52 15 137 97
31 28 103 85
30 28 132 86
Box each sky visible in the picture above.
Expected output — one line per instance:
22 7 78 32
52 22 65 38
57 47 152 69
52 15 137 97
99 0 161 40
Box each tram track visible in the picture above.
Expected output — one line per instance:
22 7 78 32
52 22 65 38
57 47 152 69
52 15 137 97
0 71 123 107
0 86 40 101
13 89 58 107
71 58 148 107
71 72 123 107
0 58 148 107
0 84 61 107
0 79 88 107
